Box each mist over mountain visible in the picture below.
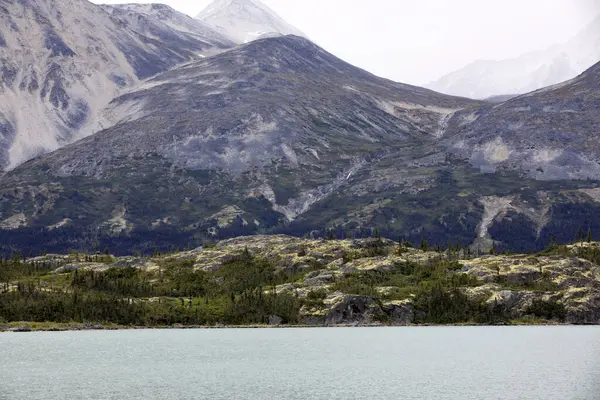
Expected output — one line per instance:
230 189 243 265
426 15 600 99
196 0 307 44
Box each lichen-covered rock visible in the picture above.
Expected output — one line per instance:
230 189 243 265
187 235 402 273
27 254 75 269
35 235 600 325
324 295 385 325
304 270 341 286
564 288 600 324
52 262 113 274
487 290 537 317
341 256 396 273
460 255 600 289
111 257 160 272
463 283 503 300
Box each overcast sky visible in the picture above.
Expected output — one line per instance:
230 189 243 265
97 0 600 85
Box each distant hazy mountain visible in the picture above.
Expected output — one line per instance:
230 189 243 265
196 0 307 44
0 0 231 171
426 15 600 99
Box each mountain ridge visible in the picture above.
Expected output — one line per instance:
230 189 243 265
101 3 235 50
0 35 495 250
443 59 600 180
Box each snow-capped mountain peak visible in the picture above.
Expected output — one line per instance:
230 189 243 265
196 0 307 44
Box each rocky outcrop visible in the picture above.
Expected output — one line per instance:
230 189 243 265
34 235 600 325
460 254 600 289
382 300 415 325
324 295 386 325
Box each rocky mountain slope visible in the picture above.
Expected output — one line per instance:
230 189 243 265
101 3 235 51
0 0 232 171
2 236 599 327
444 61 600 180
196 0 307 44
1 35 599 255
426 15 600 99
0 35 486 247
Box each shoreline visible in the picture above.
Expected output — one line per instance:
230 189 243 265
0 321 582 333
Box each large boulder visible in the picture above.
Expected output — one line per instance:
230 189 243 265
325 295 385 325
564 288 600 324
382 300 415 325
304 270 341 285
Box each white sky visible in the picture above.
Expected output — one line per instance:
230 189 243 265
97 0 600 85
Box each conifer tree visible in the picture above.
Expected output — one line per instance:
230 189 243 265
328 230 335 240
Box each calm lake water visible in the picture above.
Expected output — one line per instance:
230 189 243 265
0 326 599 400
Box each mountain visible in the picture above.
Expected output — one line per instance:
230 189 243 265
101 3 235 51
0 35 492 252
196 0 307 44
0 0 232 171
444 61 600 180
426 15 600 99
1 35 599 255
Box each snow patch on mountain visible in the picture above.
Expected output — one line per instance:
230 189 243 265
196 0 307 44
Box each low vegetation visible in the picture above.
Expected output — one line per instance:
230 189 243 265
0 236 598 330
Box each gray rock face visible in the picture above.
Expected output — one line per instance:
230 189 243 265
304 270 339 286
101 3 235 52
383 301 415 325
565 292 600 324
489 290 536 317
0 0 234 171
